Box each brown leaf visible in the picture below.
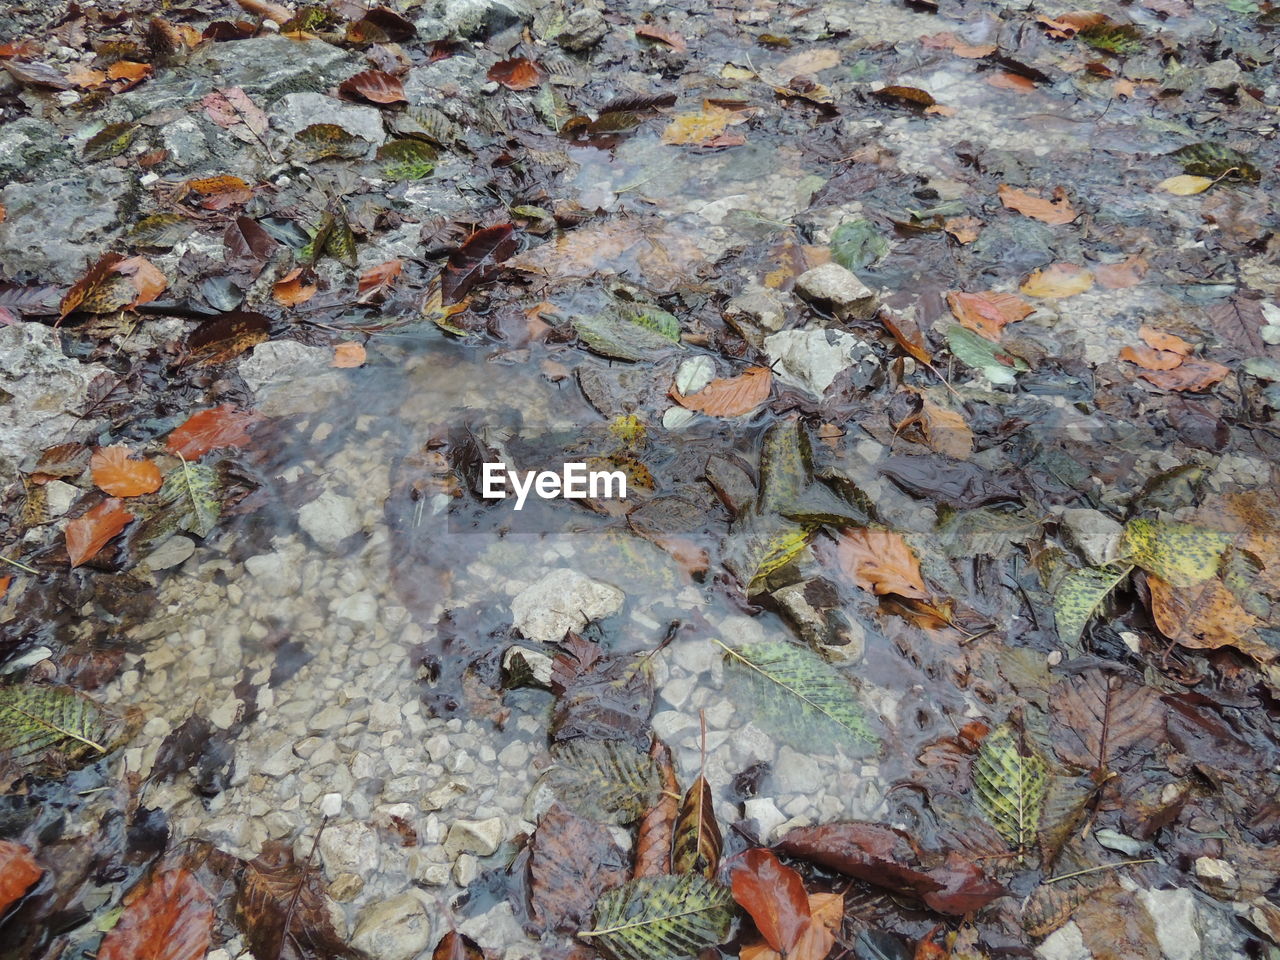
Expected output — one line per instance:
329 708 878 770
59 253 126 318
115 256 168 307
945 290 1033 340
661 101 753 145
237 840 363 960
510 218 706 294
1020 263 1094 298
672 366 771 417
1037 11 1107 37
185 311 270 366
66 65 107 88
273 267 317 307
234 0 292 23
739 892 843 960
337 69 407 104
530 803 628 934
2 59 72 89
166 404 261 459
1094 255 1148 289
636 24 687 51
442 224 517 304
988 71 1038 92
900 392 973 460
357 259 404 303
998 185 1077 224
1074 887 1161 960
1119 344 1183 371
831 527 929 599
871 85 937 109
183 175 253 210
1149 574 1268 659
1138 325 1193 355
1137 358 1230 392
730 848 813 955
91 446 163 497
223 216 277 270
672 774 722 879
487 57 542 90
66 498 134 567
920 852 1008 915
1051 668 1165 772
99 868 213 960
332 342 366 368
0 841 42 914
879 310 932 363
106 60 153 91
432 931 484 960
943 216 982 244
633 739 679 878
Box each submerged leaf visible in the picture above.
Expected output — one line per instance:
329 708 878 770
531 803 628 934
545 739 662 824
66 499 134 567
378 139 437 180
1171 142 1261 183
730 849 817 956
580 873 734 960
166 405 261 460
574 312 683 362
91 446 163 497
946 325 1028 384
672 775 721 879
829 219 888 272
972 724 1047 856
672 366 771 417
1053 562 1133 648
99 868 214 960
442 224 517 304
1121 518 1231 587
0 841 42 914
157 461 221 538
0 684 121 768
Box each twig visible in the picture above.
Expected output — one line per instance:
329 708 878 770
0 555 37 575
1044 858 1155 884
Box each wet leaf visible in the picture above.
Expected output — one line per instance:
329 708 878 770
131 213 192 248
66 498 134 567
880 310 931 363
292 124 371 161
1121 518 1231 587
718 639 877 748
1052 669 1165 772
550 634 654 746
871 85 936 109
99 868 213 960
166 405 261 459
672 775 721 879
106 60 153 90
637 24 687 51
1079 20 1144 53
1053 562 1132 647
972 724 1047 856
224 217 276 269
829 219 888 272
83 122 139 162
1159 174 1214 196
1019 263 1094 298
0 684 120 767
201 87 269 142
774 822 942 902
442 224 517 304
183 174 254 210
510 218 705 294
946 325 1028 384
237 840 367 960
634 739 678 878
946 291 1034 340
1139 326 1193 355
1148 574 1268 659
337 69 406 104
899 392 973 460
574 312 682 362
1119 344 1183 371
661 101 751 146
186 312 270 366
157 460 220 539
531 802 628 934
272 268 318 307
0 841 42 913
2 58 72 90
378 139 436 180
348 7 417 44
488 57 542 90
998 185 1077 225
730 849 815 955
357 259 404 303
1171 142 1260 182
831 527 929 600
60 253 127 317
1136 359 1230 392
432 932 484 960
921 852 1008 915
672 366 771 417
579 873 734 960
115 256 168 308
332 342 366 368
91 446 163 497
545 739 662 824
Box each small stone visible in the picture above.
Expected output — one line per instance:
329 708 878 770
299 491 363 550
320 793 343 817
763 329 877 398
725 287 790 347
444 817 504 858
244 548 301 597
774 746 823 793
144 535 196 571
744 797 787 842
794 262 877 320
1137 888 1201 960
425 734 451 762
1193 856 1237 895
556 8 608 50
510 569 624 643
424 781 467 815
350 892 433 960
1057 508 1124 566
454 853 479 886
1035 921 1090 960
43 480 78 517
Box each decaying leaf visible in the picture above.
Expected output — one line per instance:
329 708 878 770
730 849 823 957
972 724 1048 857
946 291 1034 340
672 366 770 417
0 683 123 769
672 774 721 879
1053 562 1133 647
579 873 734 960
998 185 1078 225
1159 175 1214 196
530 803 628 934
185 312 271 366
633 739 678 878
946 325 1029 384
661 101 752 146
337 69 407 104
357 259 404 303
157 460 221 539
166 405 261 460
544 739 662 824
1121 518 1231 587
1148 573 1268 660
66 498 134 567
0 841 42 914
272 267 317 307
831 527 929 600
1020 263 1094 298
91 446 163 497
332 342 366 368
442 224 517 304
1052 669 1165 772
488 57 542 90
99 868 214 960
511 218 705 294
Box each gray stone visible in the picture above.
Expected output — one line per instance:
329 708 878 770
144 536 196 572
556 8 609 51
775 746 823 793
744 797 787 842
0 116 68 181
270 92 386 151
319 792 343 817
1035 922 1090 960
190 34 353 101
772 579 865 662
764 328 878 397
244 548 302 596
238 339 331 393
0 169 128 282
424 779 468 811
794 263 878 320
160 117 210 168
43 480 79 517
318 821 380 877
350 892 433 960
0 325 108 483
426 0 531 38
299 491 363 551
444 817 505 857
333 591 378 626
510 569 625 643
1137 888 1200 960
1058 508 1123 566
725 287 791 347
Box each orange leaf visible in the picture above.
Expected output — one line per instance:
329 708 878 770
1094 255 1147 289
106 60 152 90
672 366 771 417
357 258 404 302
66 65 107 88
831 527 929 599
59 253 126 318
1139 325 1193 355
1119 344 1183 371
1137 358 1230 392
946 290 1033 339
636 24 688 51
65 499 134 567
98 868 214 960
901 392 973 460
336 69 406 104
332 342 366 367
1148 574 1268 659
880 310 932 363
272 268 317 307
998 184 1077 225
166 404 261 459
115 256 168 307
1020 263 1093 298
987 71 1038 92
184 175 253 210
730 849 812 954
942 216 981 244
91 446 163 497
0 841 42 914
487 57 542 90
0 575 10 600
1037 11 1106 37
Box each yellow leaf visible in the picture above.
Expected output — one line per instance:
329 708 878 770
661 102 749 146
1020 263 1094 298
1159 175 1213 196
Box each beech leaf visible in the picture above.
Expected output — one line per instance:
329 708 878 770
672 366 771 417
66 498 134 567
166 404 261 460
98 868 213 960
91 446 163 497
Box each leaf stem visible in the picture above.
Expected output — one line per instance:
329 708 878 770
1044 858 1155 884
0 555 38 575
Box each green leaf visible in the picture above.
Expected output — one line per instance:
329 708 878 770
1121 518 1232 587
292 123 371 161
377 139 437 181
1053 562 1133 648
83 122 139 162
130 213 192 248
580 874 733 960
1171 142 1261 183
716 639 878 750
545 739 662 824
573 313 682 362
159 460 221 538
0 684 121 769
829 219 888 272
972 723 1047 857
324 214 358 268
945 325 1028 385
721 512 812 590
1079 21 1144 54
396 107 463 146
617 303 682 342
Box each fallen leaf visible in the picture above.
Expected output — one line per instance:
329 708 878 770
166 405 261 459
357 259 403 303
0 575 10 599
1150 574 1266 658
988 71 1038 92
510 218 705 294
59 253 129 317
201 87 269 143
488 57 542 90
774 822 943 901
1020 263 1094 298
442 224 517 304
636 24 687 51
332 342 366 368
115 256 168 307
66 65 107 88
633 739 679 878
236 840 359 960
672 775 722 879
234 0 292 23
832 527 929 599
0 841 42 914
1159 174 1214 195
672 366 771 417
998 185 1077 225
1094 255 1147 289
881 310 932 363
530 803 628 933
730 849 813 955
272 268 317 307
99 868 213 960
432 932 484 960
183 175 253 210
66 498 134 567
91 446 163 497
1120 344 1183 371
1137 358 1230 392
740 892 843 960
1037 11 1107 37
661 101 752 146
946 290 1034 339
900 392 973 460
185 312 271 365
943 216 982 244
776 47 840 75
337 69 406 104
1 59 72 90
106 61 153 91
1139 325 1193 355
921 852 1008 914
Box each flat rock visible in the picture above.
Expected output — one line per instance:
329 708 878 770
318 821 380 877
298 490 362 551
350 892 433 960
270 92 386 151
510 569 624 643
444 816 504 857
1035 922 1091 960
556 7 609 50
1137 888 1200 960
725 287 791 347
0 169 128 282
764 328 877 397
143 536 196 572
189 34 353 101
794 262 878 320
